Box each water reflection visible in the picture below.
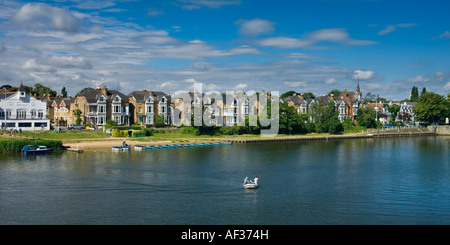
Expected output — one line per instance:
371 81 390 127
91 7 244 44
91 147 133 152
0 136 449 224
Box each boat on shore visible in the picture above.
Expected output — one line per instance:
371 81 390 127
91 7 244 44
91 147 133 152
134 145 146 150
22 145 52 154
112 145 131 151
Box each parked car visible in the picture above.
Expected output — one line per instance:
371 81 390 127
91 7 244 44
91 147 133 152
68 124 85 130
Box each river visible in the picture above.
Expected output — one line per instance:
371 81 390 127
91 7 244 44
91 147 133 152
0 136 449 225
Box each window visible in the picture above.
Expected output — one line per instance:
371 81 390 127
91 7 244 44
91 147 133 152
38 110 44 119
114 105 121 113
18 122 32 127
139 107 142 113
98 105 106 113
17 110 26 119
147 106 152 113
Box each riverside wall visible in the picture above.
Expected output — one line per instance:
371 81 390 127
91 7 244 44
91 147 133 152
431 125 450 136
228 129 437 144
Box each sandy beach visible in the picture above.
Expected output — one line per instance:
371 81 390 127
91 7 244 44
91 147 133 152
63 138 174 151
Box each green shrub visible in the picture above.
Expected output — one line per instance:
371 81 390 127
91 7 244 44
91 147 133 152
0 138 63 152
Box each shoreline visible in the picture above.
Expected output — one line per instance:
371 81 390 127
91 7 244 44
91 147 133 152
63 131 437 152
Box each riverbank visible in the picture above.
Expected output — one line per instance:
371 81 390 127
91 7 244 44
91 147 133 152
63 129 437 151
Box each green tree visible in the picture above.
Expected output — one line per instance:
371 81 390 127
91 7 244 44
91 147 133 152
421 87 427 96
413 92 449 124
73 109 82 125
280 90 297 99
278 102 304 134
32 83 57 97
410 86 419 102
309 101 343 134
61 87 67 98
154 114 166 127
356 108 377 128
328 89 342 97
387 105 400 123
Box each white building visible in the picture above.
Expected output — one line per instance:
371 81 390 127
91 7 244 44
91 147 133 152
0 85 50 131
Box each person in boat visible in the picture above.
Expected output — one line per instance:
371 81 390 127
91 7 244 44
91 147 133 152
253 176 258 185
122 141 127 147
244 177 249 185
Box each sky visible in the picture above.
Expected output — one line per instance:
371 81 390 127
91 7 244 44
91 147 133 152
0 0 449 100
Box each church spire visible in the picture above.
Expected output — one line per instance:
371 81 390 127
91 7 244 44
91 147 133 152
356 77 361 94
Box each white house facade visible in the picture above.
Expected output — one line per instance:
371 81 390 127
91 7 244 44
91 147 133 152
0 85 50 131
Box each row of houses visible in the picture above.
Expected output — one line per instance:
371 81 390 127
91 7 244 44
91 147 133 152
283 82 365 122
0 83 417 131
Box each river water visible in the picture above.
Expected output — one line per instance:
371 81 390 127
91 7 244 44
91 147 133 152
0 136 449 225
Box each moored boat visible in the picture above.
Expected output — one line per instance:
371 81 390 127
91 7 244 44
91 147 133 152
22 145 51 154
134 145 146 150
112 145 131 151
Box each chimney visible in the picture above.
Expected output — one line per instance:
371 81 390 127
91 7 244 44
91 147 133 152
330 94 334 100
299 93 304 100
102 85 107 95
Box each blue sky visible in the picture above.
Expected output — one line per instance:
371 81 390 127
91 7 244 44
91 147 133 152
0 0 449 100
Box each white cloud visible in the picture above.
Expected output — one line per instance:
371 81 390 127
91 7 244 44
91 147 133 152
258 28 377 49
378 23 417 36
378 25 396 36
284 81 306 88
235 18 276 36
444 82 450 91
438 31 450 39
326 78 337 84
406 75 432 83
12 3 82 33
353 70 375 80
176 0 242 10
235 83 248 90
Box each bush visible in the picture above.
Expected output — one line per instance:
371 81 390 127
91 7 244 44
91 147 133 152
112 129 128 137
180 126 200 136
0 138 63 152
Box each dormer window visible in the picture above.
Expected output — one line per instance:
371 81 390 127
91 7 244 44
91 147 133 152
114 95 121 102
98 95 105 102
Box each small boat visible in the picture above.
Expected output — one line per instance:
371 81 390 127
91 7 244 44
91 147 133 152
22 145 51 154
112 145 131 151
243 182 258 189
220 142 233 145
145 145 154 150
134 145 146 150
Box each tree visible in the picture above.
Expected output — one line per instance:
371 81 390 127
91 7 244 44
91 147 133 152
73 109 82 125
328 89 342 97
310 101 343 134
421 87 427 96
77 87 94 95
356 108 377 128
280 90 297 99
154 114 166 127
413 92 449 124
278 102 304 134
61 87 67 98
32 83 57 97
409 86 419 102
302 92 316 99
387 105 400 123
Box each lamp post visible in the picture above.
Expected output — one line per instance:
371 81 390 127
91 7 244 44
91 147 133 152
3 88 6 130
